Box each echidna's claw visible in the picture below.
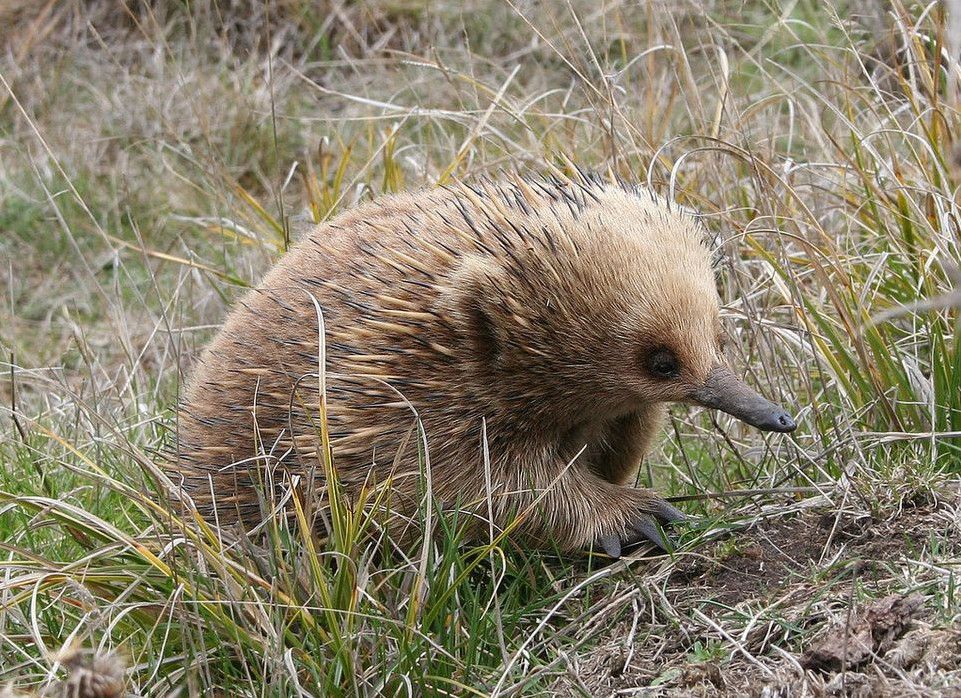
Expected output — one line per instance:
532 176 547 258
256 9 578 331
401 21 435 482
595 533 622 558
592 500 687 558
626 515 673 552
653 499 687 525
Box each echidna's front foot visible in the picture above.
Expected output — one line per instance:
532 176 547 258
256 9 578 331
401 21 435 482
594 499 686 558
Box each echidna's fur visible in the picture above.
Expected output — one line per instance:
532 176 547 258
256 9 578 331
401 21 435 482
172 173 793 554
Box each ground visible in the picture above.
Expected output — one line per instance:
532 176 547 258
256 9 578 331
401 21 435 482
0 1 959 696
558 495 961 696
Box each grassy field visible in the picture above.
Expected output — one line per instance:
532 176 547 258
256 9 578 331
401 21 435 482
1 0 959 695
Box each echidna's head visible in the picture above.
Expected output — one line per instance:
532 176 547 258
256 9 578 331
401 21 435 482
443 181 795 433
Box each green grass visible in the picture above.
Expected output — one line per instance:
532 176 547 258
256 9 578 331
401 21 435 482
1 0 960 695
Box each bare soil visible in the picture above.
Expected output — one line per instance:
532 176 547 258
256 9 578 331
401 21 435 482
559 499 961 697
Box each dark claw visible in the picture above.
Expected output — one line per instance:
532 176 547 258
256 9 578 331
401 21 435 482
596 533 622 558
590 501 688 557
628 515 671 551
653 499 687 524
630 500 689 551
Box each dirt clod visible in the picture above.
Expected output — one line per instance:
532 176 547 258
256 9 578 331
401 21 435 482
679 662 725 690
800 592 925 672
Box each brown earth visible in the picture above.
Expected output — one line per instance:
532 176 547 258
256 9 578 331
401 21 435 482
558 498 961 697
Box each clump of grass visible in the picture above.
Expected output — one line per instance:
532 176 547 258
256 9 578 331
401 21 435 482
0 408 592 694
1 0 960 695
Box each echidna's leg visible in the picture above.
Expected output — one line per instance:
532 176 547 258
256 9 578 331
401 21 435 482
561 405 681 556
590 405 667 485
493 463 683 557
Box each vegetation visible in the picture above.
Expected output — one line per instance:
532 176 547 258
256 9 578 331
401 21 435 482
0 1 958 695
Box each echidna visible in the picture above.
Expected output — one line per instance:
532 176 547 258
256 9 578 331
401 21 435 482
172 173 795 557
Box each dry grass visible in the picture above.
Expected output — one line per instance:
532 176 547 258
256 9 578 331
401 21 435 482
0 0 959 696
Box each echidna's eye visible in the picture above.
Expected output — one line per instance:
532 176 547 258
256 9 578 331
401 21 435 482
647 348 680 379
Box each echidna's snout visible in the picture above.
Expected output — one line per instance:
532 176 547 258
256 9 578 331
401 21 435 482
690 364 796 433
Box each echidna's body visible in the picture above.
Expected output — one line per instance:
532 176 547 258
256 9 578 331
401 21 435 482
174 175 794 555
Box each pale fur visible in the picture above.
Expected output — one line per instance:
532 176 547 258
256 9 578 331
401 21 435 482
172 174 724 550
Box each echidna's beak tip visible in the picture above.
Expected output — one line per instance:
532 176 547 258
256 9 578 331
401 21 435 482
772 411 797 433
